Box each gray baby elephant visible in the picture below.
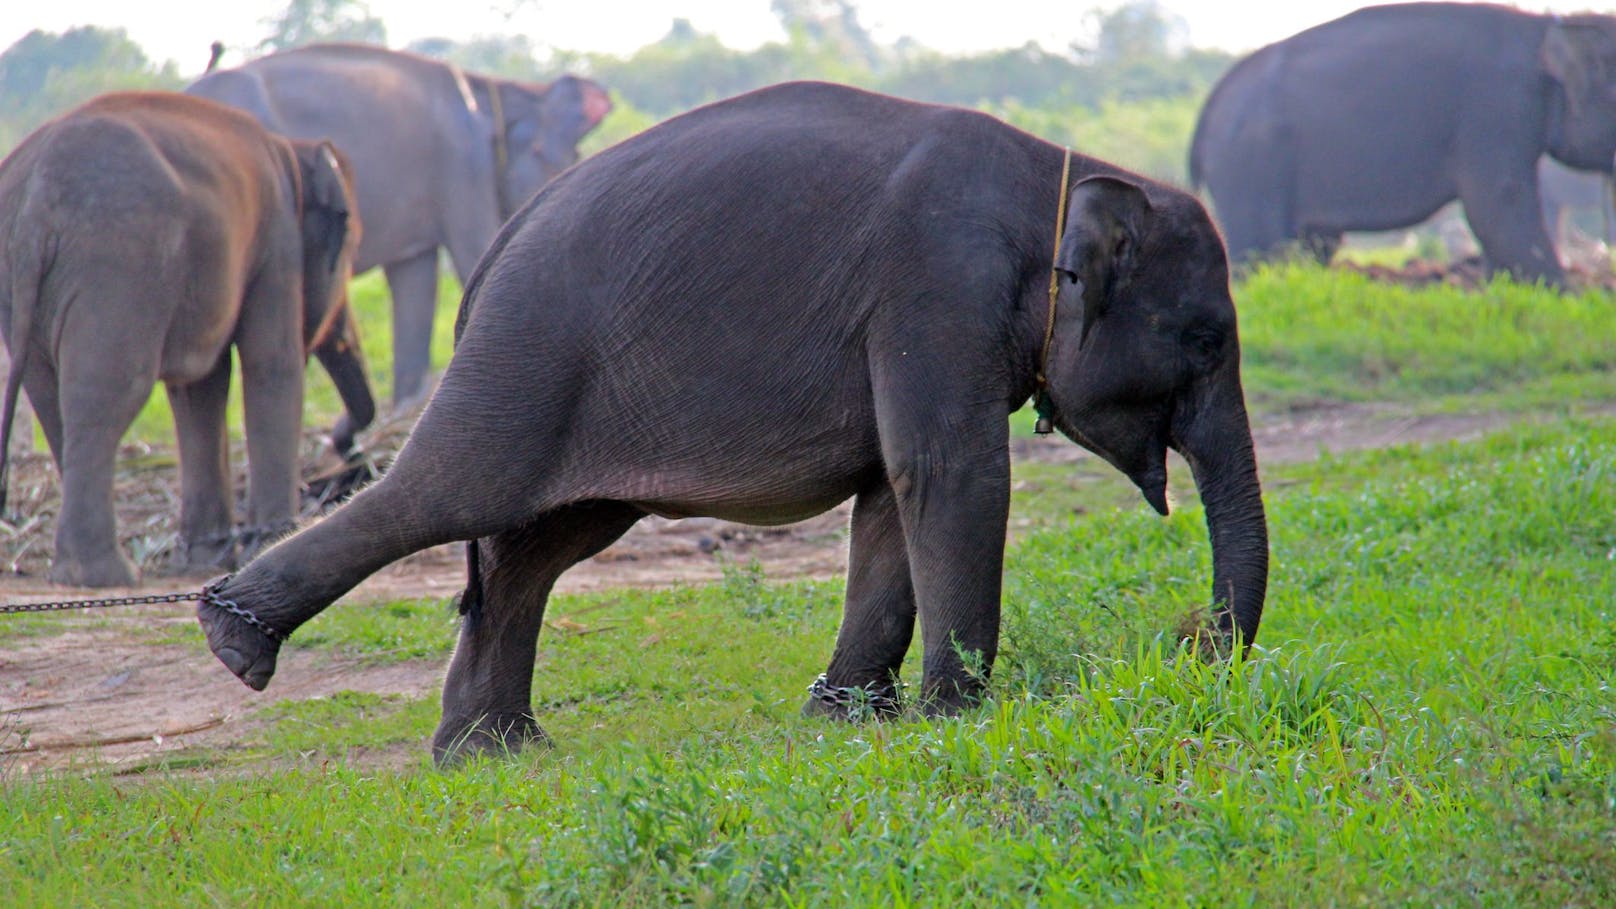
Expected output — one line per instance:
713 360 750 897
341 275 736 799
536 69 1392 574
198 82 1269 765
0 92 375 587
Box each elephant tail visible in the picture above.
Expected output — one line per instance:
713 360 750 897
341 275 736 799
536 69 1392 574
0 223 46 517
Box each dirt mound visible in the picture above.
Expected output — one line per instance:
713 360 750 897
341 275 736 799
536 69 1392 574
1338 255 1616 291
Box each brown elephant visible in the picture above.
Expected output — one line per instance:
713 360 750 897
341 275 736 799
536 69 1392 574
0 92 375 587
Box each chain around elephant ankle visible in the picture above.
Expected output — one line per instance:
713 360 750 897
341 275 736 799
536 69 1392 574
807 674 904 717
201 575 287 644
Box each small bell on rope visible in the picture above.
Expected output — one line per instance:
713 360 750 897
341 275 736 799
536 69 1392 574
1033 388 1056 435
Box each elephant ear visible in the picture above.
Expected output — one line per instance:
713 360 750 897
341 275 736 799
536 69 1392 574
296 140 354 273
1542 22 1613 117
1055 175 1153 348
539 75 613 148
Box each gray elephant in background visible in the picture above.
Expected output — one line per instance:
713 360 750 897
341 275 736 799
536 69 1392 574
188 43 612 407
1191 3 1616 286
0 92 374 587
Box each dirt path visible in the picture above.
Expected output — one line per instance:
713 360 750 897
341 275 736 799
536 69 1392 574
2 401 1606 775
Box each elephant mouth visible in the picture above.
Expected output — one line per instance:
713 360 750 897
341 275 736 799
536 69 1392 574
1059 418 1171 515
1129 465 1170 516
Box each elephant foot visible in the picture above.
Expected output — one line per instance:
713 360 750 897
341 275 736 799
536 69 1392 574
801 674 904 721
49 551 139 588
167 533 237 578
431 712 551 767
196 582 284 691
913 677 987 718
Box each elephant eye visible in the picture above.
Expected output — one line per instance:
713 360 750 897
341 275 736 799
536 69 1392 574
1185 325 1224 361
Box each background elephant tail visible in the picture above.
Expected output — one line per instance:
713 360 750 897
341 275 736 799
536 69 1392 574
0 223 46 518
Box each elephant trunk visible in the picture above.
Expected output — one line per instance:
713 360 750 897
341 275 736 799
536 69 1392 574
313 306 375 458
1179 382 1269 650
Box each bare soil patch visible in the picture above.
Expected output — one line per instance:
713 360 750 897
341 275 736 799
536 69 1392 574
1338 255 1616 291
1 400 1607 775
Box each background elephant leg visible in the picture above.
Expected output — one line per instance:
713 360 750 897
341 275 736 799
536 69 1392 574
382 252 439 409
1301 228 1343 265
804 479 915 718
1459 169 1565 286
236 289 305 564
19 353 64 464
52 356 152 587
433 501 644 765
165 353 235 572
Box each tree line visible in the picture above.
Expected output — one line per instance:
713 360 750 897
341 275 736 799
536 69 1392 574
1 1 1235 183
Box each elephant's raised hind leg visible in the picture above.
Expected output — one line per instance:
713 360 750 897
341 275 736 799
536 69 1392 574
804 478 914 719
433 501 645 766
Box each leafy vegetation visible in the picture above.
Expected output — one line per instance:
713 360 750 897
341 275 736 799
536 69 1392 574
3 413 1612 906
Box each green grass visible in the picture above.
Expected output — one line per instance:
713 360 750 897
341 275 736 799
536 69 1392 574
4 413 1613 906
1237 263 1616 411
6 262 1616 905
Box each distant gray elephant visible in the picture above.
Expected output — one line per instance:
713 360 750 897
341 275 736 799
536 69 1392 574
197 82 1270 765
188 43 612 406
1190 3 1616 286
0 92 375 587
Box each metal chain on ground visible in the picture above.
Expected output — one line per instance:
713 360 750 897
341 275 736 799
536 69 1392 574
0 575 286 643
0 587 203 616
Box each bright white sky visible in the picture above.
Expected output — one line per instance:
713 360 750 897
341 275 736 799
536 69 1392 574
0 1 1601 74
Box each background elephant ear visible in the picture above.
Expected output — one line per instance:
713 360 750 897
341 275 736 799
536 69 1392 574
1056 175 1153 347
1542 22 1610 116
539 75 613 148
296 140 354 273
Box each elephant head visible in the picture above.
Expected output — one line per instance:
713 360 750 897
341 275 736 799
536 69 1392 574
1046 175 1269 647
1542 16 1616 172
494 74 613 216
291 139 374 457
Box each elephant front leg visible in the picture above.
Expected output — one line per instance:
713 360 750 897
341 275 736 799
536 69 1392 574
237 338 304 565
873 388 1011 715
382 252 440 410
894 451 1011 714
804 479 915 720
165 355 236 573
1459 161 1566 286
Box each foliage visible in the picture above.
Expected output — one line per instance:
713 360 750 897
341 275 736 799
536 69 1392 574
3 417 1613 906
1235 262 1616 409
0 26 182 151
256 0 387 53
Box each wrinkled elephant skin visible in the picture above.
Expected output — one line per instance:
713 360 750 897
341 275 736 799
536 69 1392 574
1191 3 1616 286
0 92 374 587
196 82 1269 764
188 43 612 406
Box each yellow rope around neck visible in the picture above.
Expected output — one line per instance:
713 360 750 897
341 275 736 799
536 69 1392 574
1033 148 1072 433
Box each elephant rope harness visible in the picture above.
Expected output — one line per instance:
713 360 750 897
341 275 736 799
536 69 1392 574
0 574 285 641
1032 147 1072 436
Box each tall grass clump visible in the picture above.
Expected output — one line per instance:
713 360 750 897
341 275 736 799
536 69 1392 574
1236 262 1616 408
